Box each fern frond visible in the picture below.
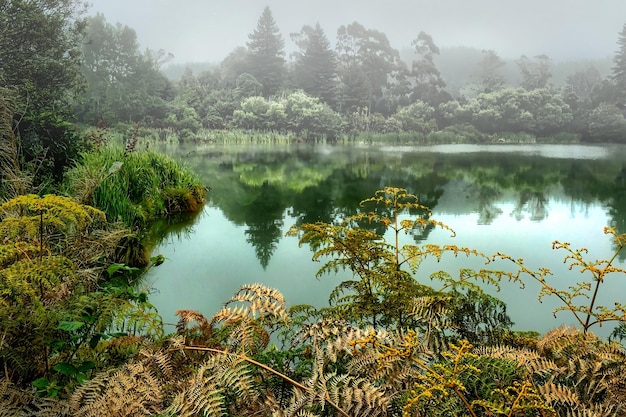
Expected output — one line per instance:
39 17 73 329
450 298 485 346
326 373 389 417
70 361 163 417
214 283 288 323
477 345 562 378
538 382 579 405
139 349 174 379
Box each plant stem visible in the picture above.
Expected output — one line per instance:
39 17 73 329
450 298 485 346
181 345 351 417
584 243 625 332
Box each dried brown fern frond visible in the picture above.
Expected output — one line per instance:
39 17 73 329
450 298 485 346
538 382 579 406
0 378 69 417
537 325 598 360
138 349 174 380
212 283 289 324
166 365 226 417
70 362 162 417
347 328 429 392
166 350 276 417
293 319 357 343
476 345 562 378
326 373 389 417
210 284 289 355
175 309 214 346
410 294 454 350
272 410 320 417
564 403 620 417
530 326 626 415
279 351 380 417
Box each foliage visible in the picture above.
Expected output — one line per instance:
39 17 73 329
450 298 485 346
410 31 449 106
231 91 343 140
336 22 405 115
611 23 626 100
394 101 437 134
441 88 574 135
64 283 626 417
245 6 286 97
291 23 339 108
351 333 552 417
492 226 626 333
0 194 162 392
0 1 94 191
516 54 553 91
288 187 518 345
17 110 88 188
0 0 86 109
587 103 626 142
474 50 507 93
63 146 206 226
76 13 171 125
0 88 31 198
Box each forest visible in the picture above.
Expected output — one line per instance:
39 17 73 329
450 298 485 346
69 5 626 144
2 0 626 415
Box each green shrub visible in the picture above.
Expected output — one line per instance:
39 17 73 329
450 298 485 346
63 146 206 226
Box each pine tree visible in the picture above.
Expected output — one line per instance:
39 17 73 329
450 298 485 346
246 6 285 97
292 23 339 108
611 24 626 100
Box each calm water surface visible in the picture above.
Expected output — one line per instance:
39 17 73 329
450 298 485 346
144 143 626 336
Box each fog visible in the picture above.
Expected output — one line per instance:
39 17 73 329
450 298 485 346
87 0 625 64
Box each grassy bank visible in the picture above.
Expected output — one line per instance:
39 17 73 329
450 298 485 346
64 146 207 227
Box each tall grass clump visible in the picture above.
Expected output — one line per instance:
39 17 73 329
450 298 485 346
64 146 206 226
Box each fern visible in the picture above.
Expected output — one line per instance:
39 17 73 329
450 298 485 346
210 284 288 355
289 187 517 335
70 362 163 417
492 226 626 333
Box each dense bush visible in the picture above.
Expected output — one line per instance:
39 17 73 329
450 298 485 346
63 146 206 226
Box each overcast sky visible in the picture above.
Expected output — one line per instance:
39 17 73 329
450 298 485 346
87 0 626 64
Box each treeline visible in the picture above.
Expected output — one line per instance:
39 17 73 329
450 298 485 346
3 1 626 150
74 7 626 142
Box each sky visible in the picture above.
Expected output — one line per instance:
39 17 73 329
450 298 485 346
86 0 626 65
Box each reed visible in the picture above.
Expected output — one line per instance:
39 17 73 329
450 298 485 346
64 146 206 226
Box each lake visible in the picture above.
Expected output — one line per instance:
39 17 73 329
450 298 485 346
143 142 626 337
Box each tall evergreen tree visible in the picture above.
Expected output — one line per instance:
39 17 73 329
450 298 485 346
246 6 285 97
611 23 626 101
291 23 338 108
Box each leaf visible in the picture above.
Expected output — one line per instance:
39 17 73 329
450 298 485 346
32 377 50 389
106 262 139 276
151 254 166 266
76 373 88 385
107 161 123 175
89 334 102 349
57 321 85 331
77 361 96 373
53 362 78 376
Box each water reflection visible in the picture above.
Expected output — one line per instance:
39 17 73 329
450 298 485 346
146 143 626 334
151 143 626 265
